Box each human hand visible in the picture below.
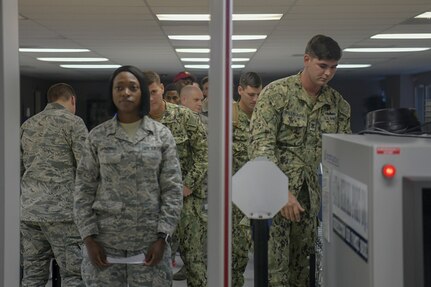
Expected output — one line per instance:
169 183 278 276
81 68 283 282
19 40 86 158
183 186 192 197
280 191 305 222
84 236 110 268
144 239 166 266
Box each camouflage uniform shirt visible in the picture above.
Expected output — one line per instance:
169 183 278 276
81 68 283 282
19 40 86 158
232 101 251 174
20 102 88 222
74 116 183 250
157 102 208 198
249 73 351 215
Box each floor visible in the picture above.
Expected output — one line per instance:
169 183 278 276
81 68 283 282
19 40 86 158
172 252 254 287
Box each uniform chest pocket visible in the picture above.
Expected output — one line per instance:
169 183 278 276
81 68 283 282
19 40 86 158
279 114 307 147
99 150 121 164
98 150 121 181
140 147 162 170
320 113 338 133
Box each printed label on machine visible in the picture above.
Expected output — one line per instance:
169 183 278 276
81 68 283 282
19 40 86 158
333 215 368 261
331 169 368 239
330 170 369 261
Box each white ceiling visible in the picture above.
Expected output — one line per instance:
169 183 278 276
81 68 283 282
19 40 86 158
18 0 431 82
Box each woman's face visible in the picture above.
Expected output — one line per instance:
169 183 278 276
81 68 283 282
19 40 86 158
112 71 142 115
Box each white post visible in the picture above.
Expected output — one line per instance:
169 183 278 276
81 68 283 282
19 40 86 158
0 0 21 286
208 0 232 286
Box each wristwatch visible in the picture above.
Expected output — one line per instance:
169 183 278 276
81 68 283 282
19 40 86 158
157 232 171 244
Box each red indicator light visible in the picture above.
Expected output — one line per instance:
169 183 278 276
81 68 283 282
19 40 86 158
382 164 396 178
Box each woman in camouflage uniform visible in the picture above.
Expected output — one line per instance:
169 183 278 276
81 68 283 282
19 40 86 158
74 65 183 286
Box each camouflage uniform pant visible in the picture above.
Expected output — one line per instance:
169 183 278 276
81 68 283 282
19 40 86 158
171 193 208 267
170 229 182 265
81 245 172 287
20 220 84 287
177 196 208 287
268 186 317 287
232 205 252 287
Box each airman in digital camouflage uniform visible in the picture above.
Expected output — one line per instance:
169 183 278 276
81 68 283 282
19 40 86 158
74 66 183 286
232 72 262 287
144 71 209 287
20 83 88 286
249 35 351 287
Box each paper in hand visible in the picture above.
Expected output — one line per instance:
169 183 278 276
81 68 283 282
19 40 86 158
106 252 146 264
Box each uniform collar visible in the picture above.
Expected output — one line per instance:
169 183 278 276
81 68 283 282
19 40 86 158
44 102 67 111
105 115 154 143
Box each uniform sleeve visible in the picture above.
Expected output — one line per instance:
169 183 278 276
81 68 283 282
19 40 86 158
70 117 89 165
74 134 100 240
183 111 208 194
248 83 283 164
20 127 25 177
337 98 352 134
158 128 184 235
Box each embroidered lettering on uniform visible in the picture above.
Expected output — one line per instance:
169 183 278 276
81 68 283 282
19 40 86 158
285 110 303 118
323 111 337 121
142 146 159 151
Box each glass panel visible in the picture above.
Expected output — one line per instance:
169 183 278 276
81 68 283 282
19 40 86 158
423 189 431 287
415 85 425 123
425 85 431 132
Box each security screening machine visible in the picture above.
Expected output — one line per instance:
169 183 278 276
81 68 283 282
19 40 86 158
232 157 289 287
322 134 431 287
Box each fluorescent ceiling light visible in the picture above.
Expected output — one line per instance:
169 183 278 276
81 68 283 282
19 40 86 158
232 48 257 53
415 12 431 19
169 35 210 41
184 64 244 69
20 48 90 53
180 58 250 63
232 35 267 40
371 33 431 39
176 48 257 53
176 48 210 53
344 47 430 52
232 58 250 62
169 35 266 41
233 14 282 21
60 64 120 69
158 14 210 21
337 64 371 68
181 58 210 62
185 64 210 69
37 57 108 62
157 14 282 21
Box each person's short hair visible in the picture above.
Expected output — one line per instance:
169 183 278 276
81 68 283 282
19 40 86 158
239 72 262 89
305 34 342 61
47 83 76 103
164 83 177 95
109 65 150 117
173 71 196 83
143 70 161 86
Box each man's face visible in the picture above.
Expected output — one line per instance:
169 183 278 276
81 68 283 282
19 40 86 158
164 90 180 105
181 89 204 113
148 82 164 113
304 54 338 87
238 85 262 114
